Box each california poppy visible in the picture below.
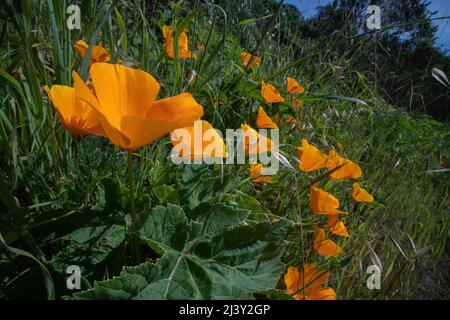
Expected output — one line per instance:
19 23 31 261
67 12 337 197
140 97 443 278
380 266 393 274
352 183 374 203
297 139 329 172
250 163 272 183
170 120 226 160
240 51 261 68
74 40 110 68
313 227 342 257
327 215 350 238
284 264 336 300
285 116 299 125
241 123 274 155
286 77 305 94
256 106 278 129
162 25 196 59
45 85 104 136
73 63 203 151
293 98 303 108
327 150 362 179
310 183 349 215
261 81 285 104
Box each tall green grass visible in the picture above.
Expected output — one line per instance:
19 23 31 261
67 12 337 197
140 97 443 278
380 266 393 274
0 0 448 299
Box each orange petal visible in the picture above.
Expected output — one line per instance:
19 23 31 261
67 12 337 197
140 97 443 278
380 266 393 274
249 163 272 183
261 80 285 104
306 287 336 300
284 266 300 295
297 139 329 172
300 263 330 293
163 25 196 59
327 150 362 179
352 183 374 203
90 63 160 126
327 215 350 238
73 71 130 148
256 106 278 129
286 77 305 94
171 120 226 160
148 93 204 122
75 40 110 67
293 98 303 108
45 84 104 136
240 51 261 68
241 123 274 155
310 183 348 215
313 227 342 257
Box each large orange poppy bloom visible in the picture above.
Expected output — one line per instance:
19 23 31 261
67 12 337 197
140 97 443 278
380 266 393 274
73 63 203 151
284 264 336 300
310 183 349 215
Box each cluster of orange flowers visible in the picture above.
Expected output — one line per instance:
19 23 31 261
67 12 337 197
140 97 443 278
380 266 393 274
46 25 374 300
287 140 374 300
46 37 206 152
235 51 375 300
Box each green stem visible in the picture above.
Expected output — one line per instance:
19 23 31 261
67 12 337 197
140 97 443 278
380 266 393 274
127 151 136 220
127 151 140 264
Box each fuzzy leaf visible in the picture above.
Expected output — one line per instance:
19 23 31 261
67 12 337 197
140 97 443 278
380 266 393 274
73 204 287 299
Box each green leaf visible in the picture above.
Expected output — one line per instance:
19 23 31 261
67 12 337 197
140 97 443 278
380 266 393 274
0 232 55 300
152 185 179 205
73 204 288 299
51 225 126 276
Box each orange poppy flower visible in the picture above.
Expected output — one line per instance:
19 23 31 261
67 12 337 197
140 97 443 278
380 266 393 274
285 116 299 125
310 183 349 215
241 123 274 155
293 98 303 108
249 163 272 183
261 81 285 104
73 63 203 151
327 215 350 238
284 264 336 300
297 139 329 172
352 183 374 203
170 120 226 160
162 25 197 59
313 227 342 257
45 85 104 136
256 106 278 129
240 51 261 68
286 77 305 94
326 150 362 179
74 40 110 68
